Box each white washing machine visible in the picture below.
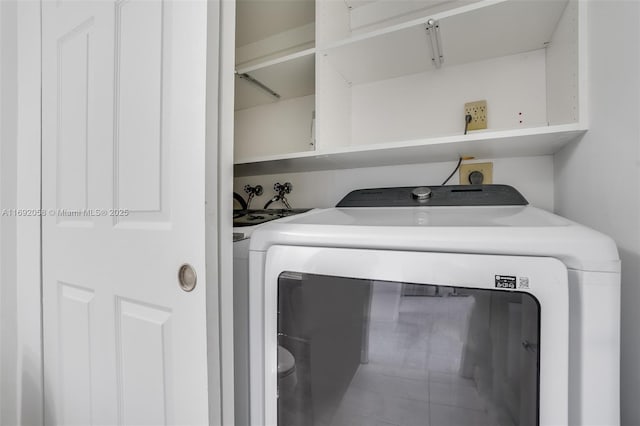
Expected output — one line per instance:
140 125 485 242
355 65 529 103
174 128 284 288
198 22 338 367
233 208 317 426
248 185 620 426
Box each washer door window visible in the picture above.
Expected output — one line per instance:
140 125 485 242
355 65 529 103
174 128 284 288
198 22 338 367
277 274 540 426
258 247 568 426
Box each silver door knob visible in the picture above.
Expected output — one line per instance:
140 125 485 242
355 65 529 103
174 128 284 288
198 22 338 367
178 264 197 292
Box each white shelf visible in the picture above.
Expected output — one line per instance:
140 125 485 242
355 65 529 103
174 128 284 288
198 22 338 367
321 0 568 85
236 47 315 74
235 49 315 111
234 124 585 176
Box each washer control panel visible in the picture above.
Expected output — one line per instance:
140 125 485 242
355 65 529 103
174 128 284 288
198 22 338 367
337 184 528 207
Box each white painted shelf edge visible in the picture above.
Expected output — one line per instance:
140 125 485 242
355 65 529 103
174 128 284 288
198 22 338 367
319 0 506 51
234 123 586 176
236 47 316 74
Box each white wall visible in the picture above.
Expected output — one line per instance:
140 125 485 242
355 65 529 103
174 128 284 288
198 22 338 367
234 155 555 211
350 50 548 146
554 1 640 424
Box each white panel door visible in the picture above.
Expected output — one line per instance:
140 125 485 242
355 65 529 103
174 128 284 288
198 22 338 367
41 1 210 424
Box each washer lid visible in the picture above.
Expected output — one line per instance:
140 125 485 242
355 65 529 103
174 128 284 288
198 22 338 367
250 205 620 273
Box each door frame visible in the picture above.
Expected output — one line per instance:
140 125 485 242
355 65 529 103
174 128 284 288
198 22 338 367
14 1 235 424
206 0 236 424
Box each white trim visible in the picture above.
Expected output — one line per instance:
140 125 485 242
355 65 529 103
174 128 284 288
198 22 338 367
16 0 43 425
205 0 223 423
205 0 236 424
218 0 236 420
252 246 569 426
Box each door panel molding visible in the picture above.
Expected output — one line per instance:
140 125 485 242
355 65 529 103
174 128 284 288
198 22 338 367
114 0 167 222
115 297 172 425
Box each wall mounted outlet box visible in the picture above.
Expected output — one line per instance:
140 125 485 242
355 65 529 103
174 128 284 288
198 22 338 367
459 162 493 184
464 100 488 131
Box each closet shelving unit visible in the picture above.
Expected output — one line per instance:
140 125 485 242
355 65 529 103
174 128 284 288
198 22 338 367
234 0 316 160
235 48 316 110
234 0 585 177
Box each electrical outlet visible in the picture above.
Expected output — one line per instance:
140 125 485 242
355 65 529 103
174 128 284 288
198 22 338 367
464 100 488 131
459 162 493 185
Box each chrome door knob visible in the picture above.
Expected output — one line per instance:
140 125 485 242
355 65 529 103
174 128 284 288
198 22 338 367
178 264 197 292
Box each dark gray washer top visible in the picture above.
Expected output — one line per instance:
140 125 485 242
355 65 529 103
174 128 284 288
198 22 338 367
336 184 528 207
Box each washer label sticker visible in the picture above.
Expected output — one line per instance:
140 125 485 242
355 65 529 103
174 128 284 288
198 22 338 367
495 275 517 289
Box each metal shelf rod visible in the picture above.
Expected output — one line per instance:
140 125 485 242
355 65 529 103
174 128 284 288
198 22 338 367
235 70 281 99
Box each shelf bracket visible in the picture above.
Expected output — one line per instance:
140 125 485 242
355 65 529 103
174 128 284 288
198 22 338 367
235 70 281 99
425 19 444 69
